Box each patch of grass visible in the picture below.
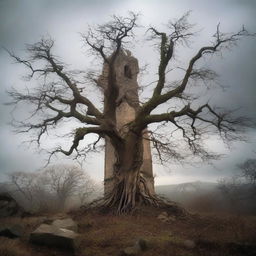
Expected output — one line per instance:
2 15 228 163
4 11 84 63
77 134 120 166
0 238 30 256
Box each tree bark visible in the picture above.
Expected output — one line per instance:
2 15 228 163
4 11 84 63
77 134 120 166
104 134 158 213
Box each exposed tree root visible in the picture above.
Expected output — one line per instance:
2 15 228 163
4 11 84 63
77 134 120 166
81 173 188 217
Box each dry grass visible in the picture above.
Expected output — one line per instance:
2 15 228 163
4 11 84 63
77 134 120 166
0 238 30 256
187 213 256 244
0 206 255 256
0 215 73 256
72 206 256 256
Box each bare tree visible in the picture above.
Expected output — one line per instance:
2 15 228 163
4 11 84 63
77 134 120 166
40 164 95 209
218 158 256 214
7 171 50 211
219 159 256 196
77 180 96 205
238 159 256 185
6 165 95 211
6 12 255 213
7 171 38 202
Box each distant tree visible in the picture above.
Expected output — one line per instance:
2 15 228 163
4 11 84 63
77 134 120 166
40 164 95 209
77 177 98 205
6 12 255 213
218 158 256 214
8 171 39 202
7 165 95 211
238 159 256 185
7 171 50 211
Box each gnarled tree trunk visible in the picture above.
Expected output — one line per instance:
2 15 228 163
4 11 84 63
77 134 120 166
104 133 159 214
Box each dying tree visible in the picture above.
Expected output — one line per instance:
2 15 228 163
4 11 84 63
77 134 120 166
7 171 48 211
7 171 40 202
219 158 256 198
218 158 256 214
238 159 256 185
40 164 95 209
6 12 255 213
6 165 95 211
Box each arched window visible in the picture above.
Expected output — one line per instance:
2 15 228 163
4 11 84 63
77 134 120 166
124 65 132 79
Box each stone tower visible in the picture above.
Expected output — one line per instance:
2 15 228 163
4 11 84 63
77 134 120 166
98 50 154 194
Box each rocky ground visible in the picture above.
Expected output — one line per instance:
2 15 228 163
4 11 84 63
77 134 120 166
0 205 256 256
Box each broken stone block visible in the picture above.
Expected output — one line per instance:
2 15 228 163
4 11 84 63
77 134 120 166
52 218 78 232
30 224 78 250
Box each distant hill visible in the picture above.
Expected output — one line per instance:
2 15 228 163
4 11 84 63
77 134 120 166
155 181 255 215
156 181 217 197
155 181 223 212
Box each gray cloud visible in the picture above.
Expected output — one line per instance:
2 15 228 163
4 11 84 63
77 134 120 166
0 0 256 184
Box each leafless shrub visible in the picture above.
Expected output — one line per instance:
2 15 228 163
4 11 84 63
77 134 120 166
6 164 96 213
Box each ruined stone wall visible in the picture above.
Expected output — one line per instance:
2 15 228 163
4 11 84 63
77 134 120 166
100 50 154 194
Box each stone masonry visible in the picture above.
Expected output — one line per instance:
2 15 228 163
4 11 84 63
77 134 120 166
98 50 154 194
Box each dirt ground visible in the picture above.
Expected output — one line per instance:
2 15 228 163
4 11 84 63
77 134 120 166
0 206 256 256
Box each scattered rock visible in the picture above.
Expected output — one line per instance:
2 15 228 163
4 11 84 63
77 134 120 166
0 193 25 217
52 218 78 232
121 246 140 255
168 216 176 222
157 211 168 218
30 224 78 250
0 224 24 238
121 238 149 255
183 239 196 249
157 211 176 223
135 238 148 251
157 213 169 222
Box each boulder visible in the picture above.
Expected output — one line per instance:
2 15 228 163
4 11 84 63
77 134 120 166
0 193 24 217
52 218 78 232
30 224 78 250
0 224 24 238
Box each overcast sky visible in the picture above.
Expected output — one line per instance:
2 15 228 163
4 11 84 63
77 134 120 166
0 0 256 185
